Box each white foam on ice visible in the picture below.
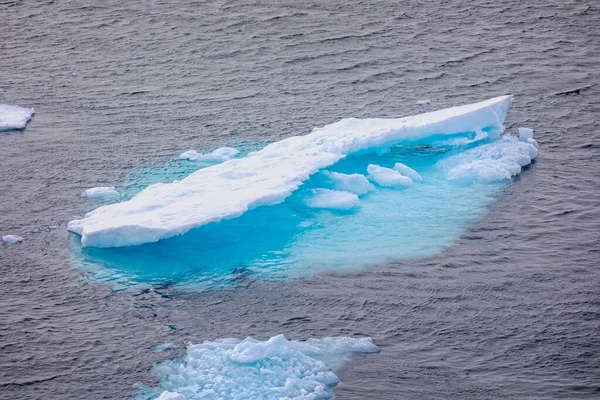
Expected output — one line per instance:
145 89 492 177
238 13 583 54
303 189 360 211
367 164 414 187
145 334 379 400
68 96 513 248
0 104 35 131
179 147 239 163
393 163 423 182
322 171 375 195
83 187 119 200
437 135 538 181
2 235 23 245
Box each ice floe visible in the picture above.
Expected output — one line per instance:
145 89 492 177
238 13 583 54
303 188 360 210
393 163 423 181
367 164 414 187
69 96 514 248
0 104 35 131
415 99 431 105
322 171 375 195
179 147 239 163
144 334 379 400
83 187 119 200
2 235 23 245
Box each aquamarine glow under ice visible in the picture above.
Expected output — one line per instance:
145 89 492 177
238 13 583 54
69 96 538 289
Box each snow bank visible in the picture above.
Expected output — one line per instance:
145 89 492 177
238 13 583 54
179 147 239 163
303 189 360 210
322 171 375 195
2 235 23 245
0 104 35 131
69 96 513 248
367 164 413 187
147 334 378 400
437 135 538 181
83 187 119 200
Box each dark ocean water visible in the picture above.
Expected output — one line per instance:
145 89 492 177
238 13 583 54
1 0 599 398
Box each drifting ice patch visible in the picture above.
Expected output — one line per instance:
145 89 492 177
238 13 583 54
68 96 513 248
2 235 23 245
393 163 423 181
0 104 35 131
303 189 360 211
367 164 414 187
437 135 538 181
179 147 239 163
415 99 431 105
142 334 379 400
322 171 375 195
83 187 120 200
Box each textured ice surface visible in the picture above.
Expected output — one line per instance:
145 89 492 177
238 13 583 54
141 334 378 400
367 164 414 187
303 189 360 210
437 135 538 181
0 104 35 131
2 235 23 245
83 187 119 200
179 147 239 163
68 96 513 248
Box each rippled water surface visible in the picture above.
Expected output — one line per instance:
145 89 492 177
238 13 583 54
1 0 599 398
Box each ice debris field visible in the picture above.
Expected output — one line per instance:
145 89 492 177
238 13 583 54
69 95 538 289
138 334 379 400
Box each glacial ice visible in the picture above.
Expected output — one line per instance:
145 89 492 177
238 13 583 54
393 163 423 181
68 95 515 248
518 127 534 141
303 189 360 210
179 147 239 163
437 135 538 181
2 235 23 245
83 187 120 200
0 104 35 131
367 164 414 187
143 334 379 400
322 171 375 195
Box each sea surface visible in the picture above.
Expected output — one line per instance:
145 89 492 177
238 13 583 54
1 0 599 398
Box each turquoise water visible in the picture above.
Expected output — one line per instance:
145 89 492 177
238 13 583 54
69 136 507 290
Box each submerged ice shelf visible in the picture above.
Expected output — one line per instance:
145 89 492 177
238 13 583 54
69 95 514 248
139 334 379 400
69 95 539 289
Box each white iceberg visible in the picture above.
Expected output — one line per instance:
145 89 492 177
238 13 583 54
303 188 360 210
393 163 423 181
179 147 239 163
2 235 23 245
147 334 378 400
415 99 431 105
367 164 414 187
83 186 119 200
322 171 375 195
0 104 35 131
68 95 514 248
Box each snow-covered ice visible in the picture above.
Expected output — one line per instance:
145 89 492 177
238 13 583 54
415 99 431 105
144 334 379 400
393 163 423 181
83 187 119 200
518 127 534 141
0 104 35 131
437 135 538 181
322 171 375 195
69 96 515 248
303 188 360 210
2 235 23 245
367 164 414 187
179 147 239 163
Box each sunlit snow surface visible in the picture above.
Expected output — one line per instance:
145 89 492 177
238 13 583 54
137 334 379 400
69 96 538 289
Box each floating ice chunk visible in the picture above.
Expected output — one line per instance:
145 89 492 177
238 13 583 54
68 95 514 248
179 147 239 163
415 99 431 105
156 392 185 400
526 137 539 149
518 127 534 141
151 343 178 352
393 163 423 181
83 187 119 200
367 164 414 187
0 104 35 131
2 235 23 245
303 189 360 210
438 135 538 181
322 171 375 195
145 334 378 400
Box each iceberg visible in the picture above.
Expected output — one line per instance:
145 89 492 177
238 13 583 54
367 164 414 187
303 188 360 210
2 235 23 245
142 334 379 400
0 104 35 131
68 96 513 248
322 171 375 195
83 186 120 200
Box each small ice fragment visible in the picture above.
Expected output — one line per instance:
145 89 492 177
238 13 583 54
151 343 178 352
393 163 423 181
415 99 431 105
179 147 239 163
155 392 185 400
518 127 534 141
303 189 360 210
322 171 375 195
0 104 35 131
83 187 119 200
0 89 4 97
2 235 23 245
178 150 200 160
526 138 539 149
367 164 413 187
